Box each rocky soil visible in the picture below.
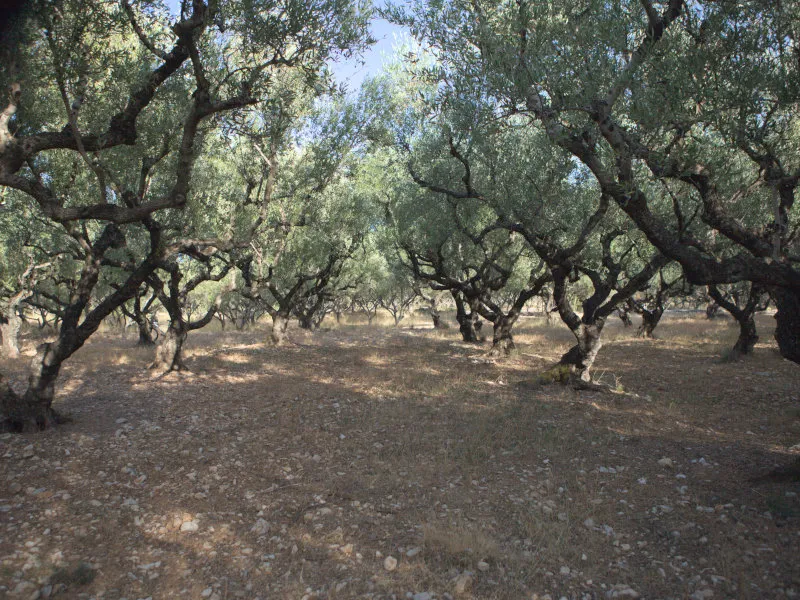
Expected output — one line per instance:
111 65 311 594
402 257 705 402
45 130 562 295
1 314 799 599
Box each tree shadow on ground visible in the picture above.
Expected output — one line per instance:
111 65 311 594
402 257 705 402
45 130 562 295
1 320 798 599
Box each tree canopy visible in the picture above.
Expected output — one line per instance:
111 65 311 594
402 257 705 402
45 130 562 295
1 0 798 429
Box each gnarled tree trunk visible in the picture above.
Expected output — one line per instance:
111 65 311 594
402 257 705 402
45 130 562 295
458 315 479 342
270 313 290 346
151 323 188 373
709 284 768 359
558 321 605 382
1 313 22 358
1 342 70 431
453 293 481 343
771 287 800 363
489 315 515 356
135 317 157 346
733 315 759 356
636 307 664 338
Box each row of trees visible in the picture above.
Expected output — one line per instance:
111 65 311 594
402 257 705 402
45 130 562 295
1 0 797 430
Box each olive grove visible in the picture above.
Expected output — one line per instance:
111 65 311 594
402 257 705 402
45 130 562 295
1 0 798 430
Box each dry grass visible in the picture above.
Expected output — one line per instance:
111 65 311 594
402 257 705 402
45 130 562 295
422 524 501 566
0 311 798 599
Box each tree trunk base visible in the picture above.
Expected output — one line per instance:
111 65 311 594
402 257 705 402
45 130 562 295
270 315 289 346
1 318 22 358
137 338 156 347
149 357 189 374
458 318 485 343
149 352 186 374
636 325 656 338
487 337 515 357
527 364 610 392
1 381 69 432
730 322 758 358
772 288 800 364
149 328 187 374
1 407 68 433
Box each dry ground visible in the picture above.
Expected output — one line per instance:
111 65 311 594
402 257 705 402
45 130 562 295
1 312 799 600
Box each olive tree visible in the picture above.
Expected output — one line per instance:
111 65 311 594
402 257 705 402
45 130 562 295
707 282 770 358
397 105 667 379
390 0 800 363
0 0 370 430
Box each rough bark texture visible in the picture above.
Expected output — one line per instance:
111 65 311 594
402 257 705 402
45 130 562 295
636 307 663 338
772 288 800 363
1 384 63 432
708 284 768 359
1 313 22 358
137 320 157 346
558 322 605 382
0 1 261 429
452 293 484 343
270 313 289 346
733 316 759 356
488 316 515 356
151 325 187 373
428 296 449 329
457 316 479 343
1 344 69 431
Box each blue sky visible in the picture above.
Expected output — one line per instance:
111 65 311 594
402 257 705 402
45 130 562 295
163 0 411 92
330 18 410 91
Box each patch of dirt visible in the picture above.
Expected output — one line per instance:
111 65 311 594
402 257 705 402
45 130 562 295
1 312 799 599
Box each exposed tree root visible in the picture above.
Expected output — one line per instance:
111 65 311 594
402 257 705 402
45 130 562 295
0 384 71 432
485 339 516 358
516 364 629 394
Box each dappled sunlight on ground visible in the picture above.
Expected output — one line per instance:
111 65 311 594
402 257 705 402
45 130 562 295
1 313 798 599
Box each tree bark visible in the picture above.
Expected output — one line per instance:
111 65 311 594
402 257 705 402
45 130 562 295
771 287 800 363
151 324 187 373
488 315 516 356
458 316 478 342
423 293 447 329
1 313 22 358
1 343 70 431
636 307 663 338
135 318 157 346
708 284 767 359
558 321 605 382
733 314 759 356
454 294 481 343
706 301 720 319
270 313 289 346
133 295 157 346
